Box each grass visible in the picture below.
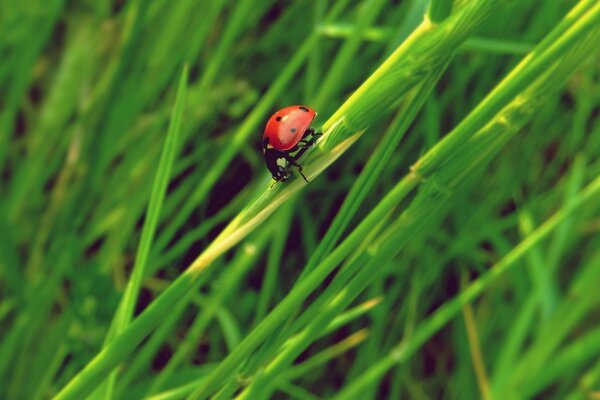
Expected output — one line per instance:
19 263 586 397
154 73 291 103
1 0 600 399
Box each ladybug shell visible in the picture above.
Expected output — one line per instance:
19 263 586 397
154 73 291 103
263 105 317 151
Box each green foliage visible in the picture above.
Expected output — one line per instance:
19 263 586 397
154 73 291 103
1 1 599 399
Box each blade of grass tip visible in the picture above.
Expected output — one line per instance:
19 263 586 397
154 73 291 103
54 66 188 400
332 174 600 400
384 0 429 54
150 186 251 272
95 64 188 400
322 297 383 337
284 329 370 381
116 63 187 331
215 303 243 351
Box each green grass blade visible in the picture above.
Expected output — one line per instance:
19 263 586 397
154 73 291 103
333 174 600 399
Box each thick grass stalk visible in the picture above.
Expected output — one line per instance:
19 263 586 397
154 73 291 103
187 0 513 276
233 10 600 397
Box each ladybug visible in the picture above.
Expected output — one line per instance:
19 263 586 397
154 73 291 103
262 105 323 183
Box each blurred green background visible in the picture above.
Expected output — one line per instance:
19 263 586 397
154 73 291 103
1 0 600 399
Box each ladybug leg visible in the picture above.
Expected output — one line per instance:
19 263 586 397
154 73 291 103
301 128 315 140
297 128 323 149
290 130 323 163
281 152 309 183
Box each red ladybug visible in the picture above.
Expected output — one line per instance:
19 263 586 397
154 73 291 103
262 105 322 182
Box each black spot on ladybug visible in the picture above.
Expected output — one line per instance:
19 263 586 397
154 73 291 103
299 106 309 112
275 116 282 121
290 128 297 133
